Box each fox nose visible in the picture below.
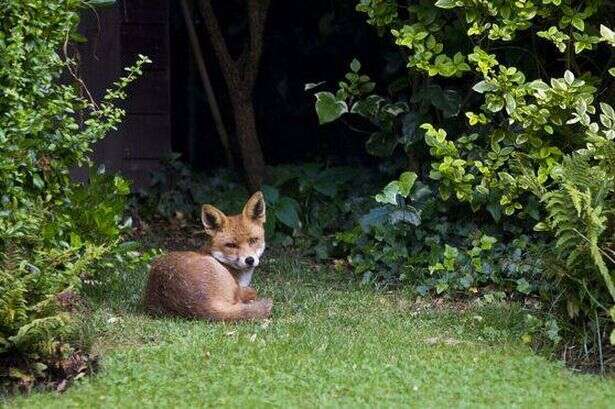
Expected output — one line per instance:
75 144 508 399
245 257 255 266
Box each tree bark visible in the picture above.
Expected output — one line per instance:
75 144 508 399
198 0 270 192
231 91 265 190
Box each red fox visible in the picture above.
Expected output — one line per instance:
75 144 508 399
144 192 272 320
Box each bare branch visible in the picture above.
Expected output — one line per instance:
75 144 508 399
181 0 234 167
198 0 240 87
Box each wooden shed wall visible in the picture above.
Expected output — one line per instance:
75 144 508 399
77 0 171 188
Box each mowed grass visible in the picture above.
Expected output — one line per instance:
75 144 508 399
5 254 615 408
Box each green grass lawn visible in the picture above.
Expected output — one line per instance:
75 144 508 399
5 253 615 408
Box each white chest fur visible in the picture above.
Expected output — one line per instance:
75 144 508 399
237 269 254 287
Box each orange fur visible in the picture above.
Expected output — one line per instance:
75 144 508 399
144 192 272 321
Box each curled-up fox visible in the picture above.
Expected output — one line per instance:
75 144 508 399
145 192 272 321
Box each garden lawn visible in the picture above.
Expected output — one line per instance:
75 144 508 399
5 253 615 409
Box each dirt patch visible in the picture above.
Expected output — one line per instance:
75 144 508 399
132 217 206 252
0 350 98 395
560 342 615 375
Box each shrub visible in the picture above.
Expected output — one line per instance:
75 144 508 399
136 157 378 258
0 0 150 386
312 0 615 357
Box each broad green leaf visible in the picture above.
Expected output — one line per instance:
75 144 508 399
486 203 501 222
389 207 421 226
600 25 615 46
571 16 584 32
533 222 550 231
472 80 497 93
261 184 280 204
365 131 397 157
528 80 550 92
564 70 574 85
32 174 44 189
411 184 433 203
304 81 326 91
275 197 300 229
375 181 401 205
400 112 420 145
85 0 116 6
398 171 418 197
351 95 385 118
435 0 458 10
315 92 348 124
350 58 361 73
516 278 531 294
504 94 516 113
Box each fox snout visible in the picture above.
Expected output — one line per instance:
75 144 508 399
211 250 262 270
235 255 258 269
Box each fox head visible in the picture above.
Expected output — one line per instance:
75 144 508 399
201 191 266 271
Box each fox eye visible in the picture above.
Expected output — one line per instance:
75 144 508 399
225 243 238 248
248 237 259 245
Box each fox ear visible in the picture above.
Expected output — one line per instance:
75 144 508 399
201 205 227 235
243 191 266 223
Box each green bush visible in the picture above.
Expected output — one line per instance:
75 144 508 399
0 0 150 381
312 0 615 355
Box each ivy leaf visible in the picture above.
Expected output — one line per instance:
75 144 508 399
410 184 433 203
313 178 339 198
261 184 280 205
389 207 421 226
275 197 300 229
315 92 348 124
351 95 385 118
400 112 420 145
411 85 460 118
375 181 401 205
359 206 390 231
486 203 501 222
365 131 397 157
350 58 361 73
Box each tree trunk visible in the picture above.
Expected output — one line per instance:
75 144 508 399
197 0 270 192
231 91 265 191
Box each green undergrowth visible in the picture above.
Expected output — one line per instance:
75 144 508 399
4 254 615 408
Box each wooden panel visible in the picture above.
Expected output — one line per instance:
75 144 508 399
117 114 172 159
75 1 172 189
121 70 170 114
120 159 164 188
75 5 122 182
121 0 169 24
77 7 122 101
121 23 169 71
